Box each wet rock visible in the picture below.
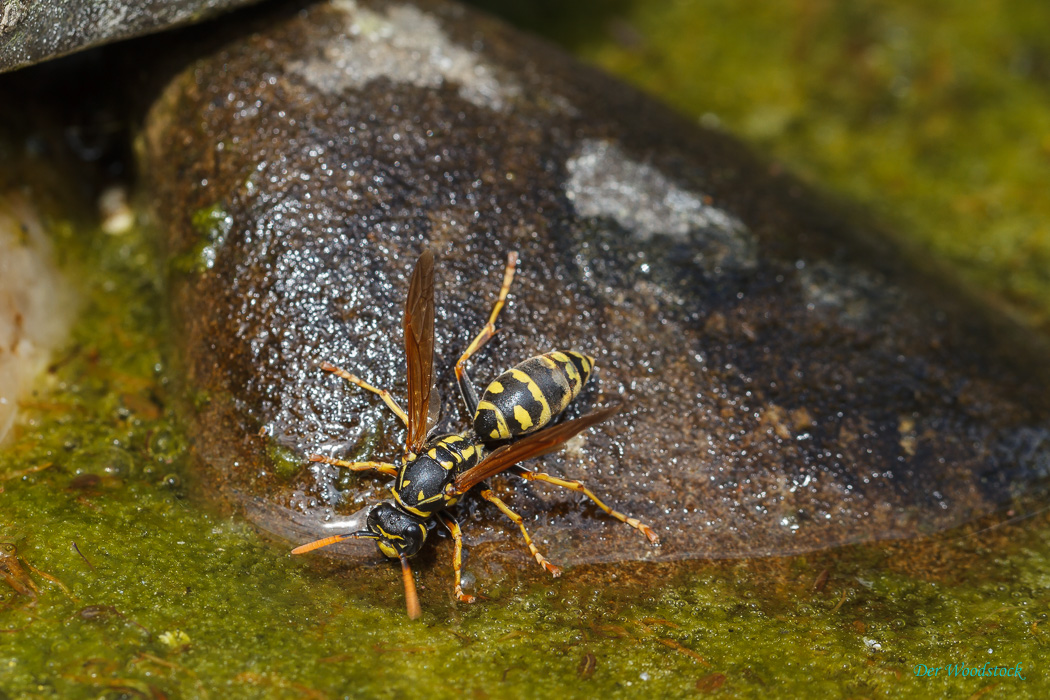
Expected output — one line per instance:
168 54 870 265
0 0 263 73
143 0 1050 567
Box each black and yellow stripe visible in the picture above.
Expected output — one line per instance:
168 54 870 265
473 350 595 440
392 433 486 517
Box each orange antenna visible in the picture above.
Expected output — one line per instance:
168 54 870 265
291 535 351 554
290 531 377 555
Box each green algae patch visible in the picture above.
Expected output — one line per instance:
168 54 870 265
170 203 233 273
266 441 302 480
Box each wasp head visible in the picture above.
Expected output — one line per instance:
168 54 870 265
358 502 428 558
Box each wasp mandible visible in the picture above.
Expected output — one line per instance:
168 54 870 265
293 250 659 618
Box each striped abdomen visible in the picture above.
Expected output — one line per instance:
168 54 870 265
473 351 594 442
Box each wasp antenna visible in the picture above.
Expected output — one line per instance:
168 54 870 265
291 534 351 555
291 530 378 555
400 554 422 620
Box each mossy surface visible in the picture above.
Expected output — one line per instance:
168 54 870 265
3 1 1050 697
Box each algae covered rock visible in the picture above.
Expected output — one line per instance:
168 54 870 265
142 0 1050 568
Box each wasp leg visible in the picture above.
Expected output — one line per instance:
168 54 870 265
320 361 409 428
306 455 398 477
437 512 476 603
479 488 561 577
454 252 518 387
513 468 661 544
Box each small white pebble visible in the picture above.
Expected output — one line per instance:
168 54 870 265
99 185 134 234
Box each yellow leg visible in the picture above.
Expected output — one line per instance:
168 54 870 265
480 488 561 577
437 512 475 603
321 361 409 427
455 252 518 382
307 455 398 477
515 469 661 544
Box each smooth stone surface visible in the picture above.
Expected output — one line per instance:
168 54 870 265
143 0 1050 568
0 0 263 73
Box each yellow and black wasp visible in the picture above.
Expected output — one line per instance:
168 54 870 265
292 250 659 618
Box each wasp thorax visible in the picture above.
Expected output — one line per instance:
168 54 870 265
367 502 428 558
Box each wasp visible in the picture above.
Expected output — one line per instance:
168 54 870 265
292 250 659 618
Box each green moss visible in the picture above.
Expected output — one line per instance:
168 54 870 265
171 203 232 273
266 441 303 480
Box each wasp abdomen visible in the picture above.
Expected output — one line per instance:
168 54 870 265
473 351 594 441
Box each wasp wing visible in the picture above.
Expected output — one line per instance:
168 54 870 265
403 250 436 453
452 405 621 494
425 387 442 439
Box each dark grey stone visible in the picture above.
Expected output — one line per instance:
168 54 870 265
0 0 264 73
142 0 1050 569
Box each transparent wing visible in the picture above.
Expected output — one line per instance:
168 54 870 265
425 388 442 438
452 405 621 494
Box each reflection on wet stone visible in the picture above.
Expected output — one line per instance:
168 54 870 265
143 0 1050 568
